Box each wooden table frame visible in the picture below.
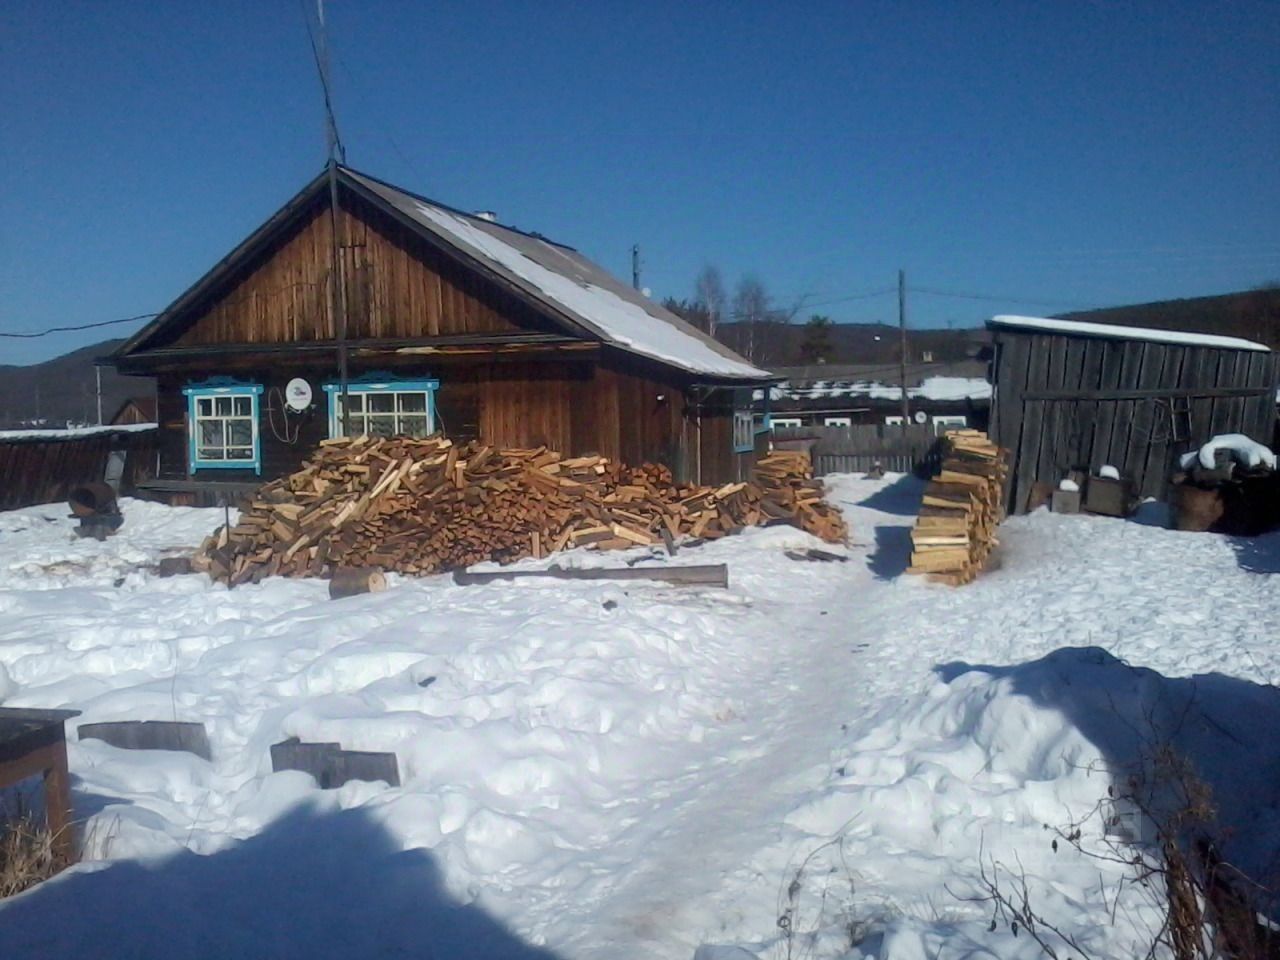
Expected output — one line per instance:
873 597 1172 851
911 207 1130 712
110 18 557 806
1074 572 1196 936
0 708 81 864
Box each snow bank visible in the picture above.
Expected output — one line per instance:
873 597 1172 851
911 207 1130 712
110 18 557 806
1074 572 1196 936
2 479 1278 959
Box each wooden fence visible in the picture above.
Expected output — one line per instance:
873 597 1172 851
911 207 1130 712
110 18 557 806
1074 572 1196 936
0 428 158 510
772 424 945 476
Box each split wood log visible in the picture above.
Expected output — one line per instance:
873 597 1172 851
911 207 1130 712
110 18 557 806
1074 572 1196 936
329 566 388 600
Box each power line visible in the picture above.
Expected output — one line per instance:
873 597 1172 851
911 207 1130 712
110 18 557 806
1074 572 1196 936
0 313 159 339
908 286 1103 311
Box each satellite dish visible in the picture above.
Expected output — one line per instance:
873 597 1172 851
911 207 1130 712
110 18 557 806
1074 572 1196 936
284 378 313 412
913 410 928 424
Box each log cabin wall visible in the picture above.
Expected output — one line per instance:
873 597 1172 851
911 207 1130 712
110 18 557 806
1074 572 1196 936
154 352 753 485
154 193 560 350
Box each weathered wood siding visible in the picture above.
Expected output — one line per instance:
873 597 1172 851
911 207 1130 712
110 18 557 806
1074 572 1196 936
156 351 753 485
0 430 157 510
990 330 1280 512
155 194 559 350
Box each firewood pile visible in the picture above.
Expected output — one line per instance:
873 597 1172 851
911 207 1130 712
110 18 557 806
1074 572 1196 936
905 430 1009 586
192 438 846 586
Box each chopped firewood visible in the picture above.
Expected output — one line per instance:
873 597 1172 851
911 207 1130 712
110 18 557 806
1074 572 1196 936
194 438 847 584
905 430 1008 587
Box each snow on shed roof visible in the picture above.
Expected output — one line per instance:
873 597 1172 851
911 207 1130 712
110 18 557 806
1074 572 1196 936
989 315 1270 353
346 170 769 380
0 423 156 442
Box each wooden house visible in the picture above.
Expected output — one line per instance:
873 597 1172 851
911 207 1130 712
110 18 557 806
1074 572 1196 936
763 360 991 432
107 167 770 501
987 314 1280 512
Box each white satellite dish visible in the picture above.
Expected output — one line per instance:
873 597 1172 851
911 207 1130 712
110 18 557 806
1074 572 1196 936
284 378 313 412
913 410 928 424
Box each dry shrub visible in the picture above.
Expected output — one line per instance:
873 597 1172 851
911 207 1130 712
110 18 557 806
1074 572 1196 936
0 811 61 899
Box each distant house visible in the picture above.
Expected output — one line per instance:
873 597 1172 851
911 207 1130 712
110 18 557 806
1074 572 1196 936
988 314 1280 512
110 396 157 426
106 166 770 500
761 360 991 433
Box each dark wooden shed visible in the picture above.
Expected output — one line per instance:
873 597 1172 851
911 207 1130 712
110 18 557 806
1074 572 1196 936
987 315 1280 513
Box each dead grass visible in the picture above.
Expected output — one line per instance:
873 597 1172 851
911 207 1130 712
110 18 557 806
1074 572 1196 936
0 812 61 899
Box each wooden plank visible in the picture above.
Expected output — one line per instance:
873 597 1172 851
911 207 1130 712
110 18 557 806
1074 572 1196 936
452 563 729 588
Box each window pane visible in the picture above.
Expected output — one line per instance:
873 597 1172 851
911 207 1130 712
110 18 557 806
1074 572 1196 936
367 415 395 438
398 392 427 413
215 396 233 416
337 393 363 414
367 392 395 413
197 446 225 460
226 447 253 461
228 421 252 445
233 396 252 416
200 421 224 447
197 397 213 416
399 414 428 437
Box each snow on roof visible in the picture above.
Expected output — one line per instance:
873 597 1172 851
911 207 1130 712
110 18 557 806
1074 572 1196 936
347 170 769 380
989 315 1270 352
767 375 991 403
0 423 156 442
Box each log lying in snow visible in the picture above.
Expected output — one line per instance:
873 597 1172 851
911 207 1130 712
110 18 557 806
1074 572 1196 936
328 566 388 600
192 439 846 586
905 430 1009 586
452 563 729 588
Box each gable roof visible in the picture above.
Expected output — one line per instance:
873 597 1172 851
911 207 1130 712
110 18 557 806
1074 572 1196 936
113 166 767 381
989 314 1270 353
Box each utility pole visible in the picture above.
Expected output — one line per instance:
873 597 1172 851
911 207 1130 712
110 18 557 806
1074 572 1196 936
898 269 909 425
631 244 641 291
316 0 350 435
95 366 103 425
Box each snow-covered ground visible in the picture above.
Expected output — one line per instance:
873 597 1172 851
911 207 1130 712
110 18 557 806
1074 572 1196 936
1 478 1278 959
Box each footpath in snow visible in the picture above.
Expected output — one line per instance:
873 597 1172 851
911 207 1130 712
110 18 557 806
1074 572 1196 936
0 478 1278 959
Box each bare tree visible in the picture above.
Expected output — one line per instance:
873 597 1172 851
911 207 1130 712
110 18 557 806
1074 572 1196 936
694 265 727 339
733 275 770 364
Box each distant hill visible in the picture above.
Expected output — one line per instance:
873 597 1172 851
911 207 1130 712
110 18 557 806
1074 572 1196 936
1057 287 1280 349
712 321 990 369
0 339 153 429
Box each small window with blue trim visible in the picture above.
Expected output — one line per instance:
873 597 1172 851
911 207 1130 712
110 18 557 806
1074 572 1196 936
183 381 264 473
324 378 439 439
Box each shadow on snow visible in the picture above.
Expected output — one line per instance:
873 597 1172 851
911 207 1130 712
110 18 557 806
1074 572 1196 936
0 803 561 960
853 474 925 518
935 647 1280 886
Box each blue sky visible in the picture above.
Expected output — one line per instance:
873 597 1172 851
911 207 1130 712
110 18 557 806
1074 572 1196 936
2 1 1278 364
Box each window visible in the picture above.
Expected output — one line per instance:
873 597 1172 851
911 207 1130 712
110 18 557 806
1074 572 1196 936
183 382 263 473
324 379 439 439
921 350 934 363
884 415 905 426
770 417 802 429
823 416 852 427
733 410 755 452
931 414 968 435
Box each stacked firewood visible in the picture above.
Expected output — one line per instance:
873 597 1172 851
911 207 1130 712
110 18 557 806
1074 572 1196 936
906 430 1008 586
192 438 847 586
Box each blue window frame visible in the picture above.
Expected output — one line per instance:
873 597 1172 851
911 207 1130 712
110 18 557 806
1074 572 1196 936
182 380 264 474
323 377 440 439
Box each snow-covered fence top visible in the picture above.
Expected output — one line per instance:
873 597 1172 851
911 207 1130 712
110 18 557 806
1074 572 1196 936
0 423 156 443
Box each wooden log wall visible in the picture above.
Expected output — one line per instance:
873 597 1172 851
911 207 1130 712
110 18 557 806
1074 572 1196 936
990 331 1280 512
158 193 561 350
153 350 751 486
0 430 158 510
